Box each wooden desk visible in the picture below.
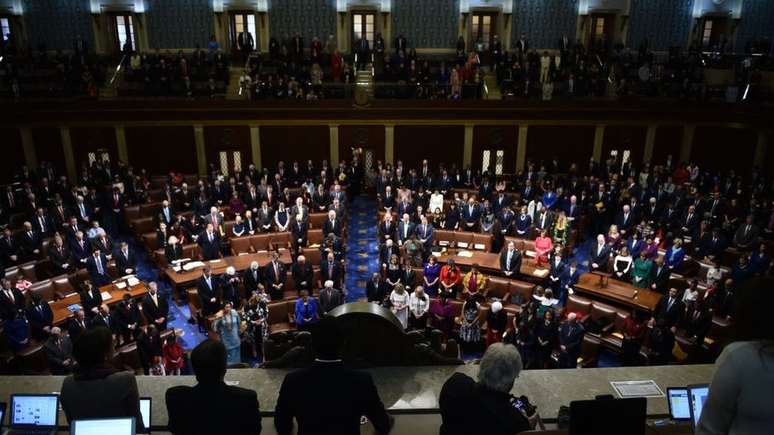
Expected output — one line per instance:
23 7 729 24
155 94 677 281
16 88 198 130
163 251 292 291
574 273 662 312
437 250 550 280
50 282 149 325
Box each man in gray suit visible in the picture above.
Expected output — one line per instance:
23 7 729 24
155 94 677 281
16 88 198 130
44 327 75 374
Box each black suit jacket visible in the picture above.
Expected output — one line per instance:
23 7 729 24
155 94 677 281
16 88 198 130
80 289 104 315
167 382 261 435
197 275 221 314
291 262 314 291
142 293 169 327
275 361 391 435
26 302 54 331
366 279 388 302
198 231 221 260
115 249 137 275
654 296 685 328
589 244 611 269
499 249 522 274
0 287 26 320
67 317 89 343
319 260 342 286
243 267 263 294
650 264 671 293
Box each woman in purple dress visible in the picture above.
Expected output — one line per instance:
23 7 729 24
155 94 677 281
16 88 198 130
423 256 441 296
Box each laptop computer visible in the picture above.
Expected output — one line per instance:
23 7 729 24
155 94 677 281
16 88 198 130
688 384 710 433
138 398 151 434
71 417 135 435
569 397 647 435
5 394 59 435
667 387 691 421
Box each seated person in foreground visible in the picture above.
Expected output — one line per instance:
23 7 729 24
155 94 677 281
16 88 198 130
60 326 145 431
274 316 393 435
440 343 538 435
166 339 261 435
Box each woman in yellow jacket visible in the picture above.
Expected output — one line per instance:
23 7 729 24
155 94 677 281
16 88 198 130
462 264 488 301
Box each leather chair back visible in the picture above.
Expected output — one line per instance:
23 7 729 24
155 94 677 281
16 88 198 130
142 232 159 251
251 234 271 252
131 217 155 235
471 233 493 251
230 237 253 256
487 277 511 300
565 294 592 316
307 229 324 245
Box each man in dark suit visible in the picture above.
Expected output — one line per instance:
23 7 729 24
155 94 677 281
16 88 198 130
394 34 407 53
416 216 433 253
379 239 399 268
44 326 75 374
19 221 42 261
115 241 137 276
167 339 261 435
679 205 700 237
274 316 392 435
142 282 169 331
67 309 89 343
379 214 396 243
91 304 119 339
0 227 19 265
86 248 112 288
264 252 286 300
198 224 222 261
47 235 72 275
589 234 611 272
26 293 54 338
322 210 341 238
652 287 685 330
157 200 176 226
237 30 255 63
560 262 581 305
558 313 585 368
0 278 25 321
733 215 759 250
319 252 342 289
318 280 344 315
115 294 141 343
615 204 634 236
197 267 221 316
69 231 90 267
548 251 566 294
462 198 481 232
291 256 314 295
650 256 671 294
32 207 54 237
499 241 522 278
243 261 263 296
366 272 388 303
397 214 415 246
291 217 309 253
92 230 114 256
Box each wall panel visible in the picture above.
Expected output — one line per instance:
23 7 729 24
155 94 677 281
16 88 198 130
260 126 330 172
268 0 336 44
652 126 683 166
32 127 65 177
394 125 464 170
1 128 25 184
126 126 197 175
338 125 385 168
737 0 774 48
602 125 647 166
69 127 118 171
204 126 252 176
22 0 93 50
391 0 459 49
146 0 214 49
511 0 578 49
691 127 757 173
472 125 517 174
525 126 594 170
627 0 693 50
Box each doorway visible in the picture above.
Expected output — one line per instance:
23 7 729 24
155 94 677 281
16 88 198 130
229 11 257 55
112 13 136 54
589 13 614 54
700 16 729 50
471 11 497 63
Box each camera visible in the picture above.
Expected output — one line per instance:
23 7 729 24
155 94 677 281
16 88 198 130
511 394 537 417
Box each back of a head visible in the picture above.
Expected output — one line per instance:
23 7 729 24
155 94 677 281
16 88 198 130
734 276 774 350
73 326 113 372
478 343 523 394
191 339 227 383
312 316 342 360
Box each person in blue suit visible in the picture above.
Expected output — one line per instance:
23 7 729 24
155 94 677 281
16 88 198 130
664 238 685 271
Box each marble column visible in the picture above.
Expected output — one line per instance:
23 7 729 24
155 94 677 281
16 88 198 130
19 127 38 169
60 127 77 182
680 124 695 163
593 124 605 162
385 125 395 166
463 124 474 168
250 125 262 170
194 125 207 177
516 124 528 172
329 125 340 166
643 124 657 163
115 125 129 163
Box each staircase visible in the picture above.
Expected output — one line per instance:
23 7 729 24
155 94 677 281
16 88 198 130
355 65 375 100
483 71 502 100
343 196 380 302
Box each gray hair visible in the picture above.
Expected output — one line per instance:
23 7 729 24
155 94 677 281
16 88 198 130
477 343 523 393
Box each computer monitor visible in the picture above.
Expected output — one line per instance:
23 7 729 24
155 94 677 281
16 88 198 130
0 402 6 429
71 417 135 435
688 384 710 432
139 397 152 433
8 394 59 429
667 387 691 421
569 397 647 435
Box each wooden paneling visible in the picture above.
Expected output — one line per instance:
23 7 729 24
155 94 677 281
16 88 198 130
260 126 330 171
394 125 465 170
692 127 757 173
472 125 518 174
526 126 595 170
602 125 647 166
204 126 252 175
69 127 118 170
652 126 682 166
126 126 197 175
338 125 385 168
31 127 65 178
1 128 25 184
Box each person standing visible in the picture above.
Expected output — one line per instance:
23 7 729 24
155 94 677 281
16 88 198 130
408 286 430 330
274 316 392 435
389 283 410 330
213 302 241 364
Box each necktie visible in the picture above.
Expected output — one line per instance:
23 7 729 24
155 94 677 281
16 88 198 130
39 217 45 232
80 204 86 217
6 290 13 303
96 257 104 275
507 252 512 269
667 298 673 311
273 262 279 280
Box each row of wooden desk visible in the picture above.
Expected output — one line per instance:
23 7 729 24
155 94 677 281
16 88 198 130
163 251 293 292
51 283 149 326
435 249 662 312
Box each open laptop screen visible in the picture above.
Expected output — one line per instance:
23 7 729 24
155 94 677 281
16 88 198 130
139 398 151 432
689 384 710 431
71 417 135 435
667 387 691 421
10 395 58 428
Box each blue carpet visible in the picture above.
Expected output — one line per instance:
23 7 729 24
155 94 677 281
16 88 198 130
344 196 380 302
127 237 208 351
